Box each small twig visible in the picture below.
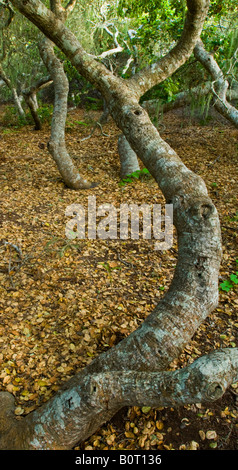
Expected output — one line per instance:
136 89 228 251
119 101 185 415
2 242 19 287
207 155 221 167
111 247 135 269
80 122 109 141
3 241 22 258
8 245 12 275
81 107 110 141
222 225 238 231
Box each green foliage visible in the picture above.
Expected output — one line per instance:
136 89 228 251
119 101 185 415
141 76 180 104
118 0 184 63
219 261 238 292
2 103 53 128
119 168 151 186
99 262 121 274
230 213 238 223
37 104 53 124
118 0 184 33
0 11 45 99
2 105 27 127
189 91 213 125
2 105 19 125
44 236 82 258
119 0 238 119
85 96 103 111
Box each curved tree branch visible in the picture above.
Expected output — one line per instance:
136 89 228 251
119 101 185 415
194 40 238 128
128 0 210 95
22 76 53 130
0 348 237 449
37 0 95 188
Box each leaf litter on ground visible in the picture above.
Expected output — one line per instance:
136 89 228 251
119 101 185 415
0 105 237 450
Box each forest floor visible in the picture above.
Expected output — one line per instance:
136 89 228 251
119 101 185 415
0 104 237 451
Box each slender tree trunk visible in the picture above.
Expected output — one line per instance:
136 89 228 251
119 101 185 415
22 76 53 130
118 133 140 178
24 92 42 130
39 37 94 189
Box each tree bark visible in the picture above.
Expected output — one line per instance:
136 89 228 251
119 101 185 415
194 40 238 128
0 348 237 449
37 0 95 189
22 76 53 130
0 64 25 118
38 37 94 189
2 0 234 451
118 134 140 178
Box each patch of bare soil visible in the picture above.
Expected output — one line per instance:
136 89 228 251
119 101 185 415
0 104 237 451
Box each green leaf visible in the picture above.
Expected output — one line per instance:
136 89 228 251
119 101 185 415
219 280 233 292
130 170 141 178
119 168 151 187
230 274 238 284
75 120 88 126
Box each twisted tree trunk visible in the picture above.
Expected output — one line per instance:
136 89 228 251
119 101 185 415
38 0 95 189
0 348 237 450
38 37 93 189
2 0 237 450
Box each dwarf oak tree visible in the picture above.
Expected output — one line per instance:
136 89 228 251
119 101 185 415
0 0 237 450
